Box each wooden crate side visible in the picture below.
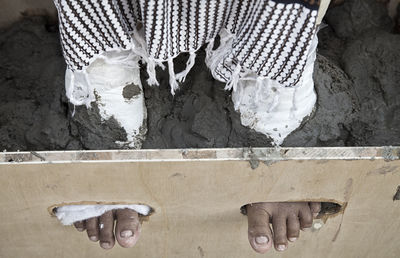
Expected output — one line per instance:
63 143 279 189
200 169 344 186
0 148 399 258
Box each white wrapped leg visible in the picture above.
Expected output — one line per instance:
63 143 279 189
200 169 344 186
66 50 147 148
231 36 319 146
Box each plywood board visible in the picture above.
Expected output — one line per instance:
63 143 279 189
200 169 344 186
0 147 399 258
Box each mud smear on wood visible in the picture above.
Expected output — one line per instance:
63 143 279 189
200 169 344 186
393 186 400 201
344 178 353 201
368 165 399 175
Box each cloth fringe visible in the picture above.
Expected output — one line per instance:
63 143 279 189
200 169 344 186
130 28 165 86
205 38 215 66
132 28 199 94
176 51 196 83
205 29 235 74
225 63 242 92
65 27 257 106
168 58 179 95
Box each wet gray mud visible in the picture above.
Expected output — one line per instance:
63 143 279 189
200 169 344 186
0 0 399 151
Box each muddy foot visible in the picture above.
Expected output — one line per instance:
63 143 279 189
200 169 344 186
246 202 321 253
73 208 141 249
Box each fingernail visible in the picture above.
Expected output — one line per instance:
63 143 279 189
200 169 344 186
313 212 319 218
288 237 297 242
77 228 84 232
121 230 133 238
255 236 268 244
89 236 98 241
100 242 111 249
277 244 286 251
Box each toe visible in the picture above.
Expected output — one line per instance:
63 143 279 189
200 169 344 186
309 202 321 218
86 217 99 242
115 209 141 248
272 215 288 252
98 211 115 249
74 221 85 232
287 215 300 242
299 206 313 230
246 204 273 254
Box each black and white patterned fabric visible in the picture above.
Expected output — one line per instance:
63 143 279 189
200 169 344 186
216 0 319 87
53 0 321 96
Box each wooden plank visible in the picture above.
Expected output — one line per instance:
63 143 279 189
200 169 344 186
0 147 399 258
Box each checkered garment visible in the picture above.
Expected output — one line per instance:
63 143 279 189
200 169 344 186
53 0 321 103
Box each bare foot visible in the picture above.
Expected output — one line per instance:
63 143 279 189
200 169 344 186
73 208 141 250
246 202 321 253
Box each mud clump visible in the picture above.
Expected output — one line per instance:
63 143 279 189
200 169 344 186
325 0 393 39
123 83 142 100
141 52 273 149
1 7 400 150
0 17 76 151
284 55 358 147
341 30 400 146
